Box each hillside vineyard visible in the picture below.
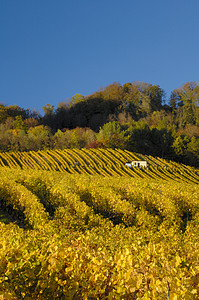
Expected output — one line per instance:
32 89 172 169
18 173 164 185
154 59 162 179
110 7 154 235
0 148 198 182
0 149 199 299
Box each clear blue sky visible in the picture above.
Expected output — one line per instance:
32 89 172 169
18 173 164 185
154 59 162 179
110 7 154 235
1 0 199 114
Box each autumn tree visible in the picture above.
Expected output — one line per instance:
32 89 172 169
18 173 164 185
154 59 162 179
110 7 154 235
42 104 55 129
27 125 52 150
170 82 199 127
121 82 165 119
102 82 122 102
69 94 85 106
54 101 70 130
97 121 126 148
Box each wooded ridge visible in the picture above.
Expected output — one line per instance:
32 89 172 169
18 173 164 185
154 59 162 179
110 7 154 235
0 81 199 167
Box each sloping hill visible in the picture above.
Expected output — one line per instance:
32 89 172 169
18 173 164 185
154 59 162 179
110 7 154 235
0 148 198 183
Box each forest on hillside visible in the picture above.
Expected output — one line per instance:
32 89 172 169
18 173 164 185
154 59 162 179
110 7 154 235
0 81 199 167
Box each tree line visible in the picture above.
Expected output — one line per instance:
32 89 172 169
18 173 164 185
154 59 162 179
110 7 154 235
0 81 199 166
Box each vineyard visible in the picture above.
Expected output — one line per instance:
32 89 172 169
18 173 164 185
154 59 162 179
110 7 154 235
0 148 198 183
0 149 199 299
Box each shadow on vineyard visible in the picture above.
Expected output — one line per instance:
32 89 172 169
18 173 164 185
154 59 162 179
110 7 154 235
0 200 29 228
0 210 12 224
19 178 56 218
79 191 118 224
127 194 165 222
146 204 164 220
181 210 193 233
79 190 136 227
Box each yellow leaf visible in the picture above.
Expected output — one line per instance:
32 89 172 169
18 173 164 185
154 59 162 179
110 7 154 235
175 255 181 267
170 293 178 300
129 286 136 293
65 266 73 273
125 248 130 255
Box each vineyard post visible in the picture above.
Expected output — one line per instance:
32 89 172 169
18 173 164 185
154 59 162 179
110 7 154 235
167 281 170 299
